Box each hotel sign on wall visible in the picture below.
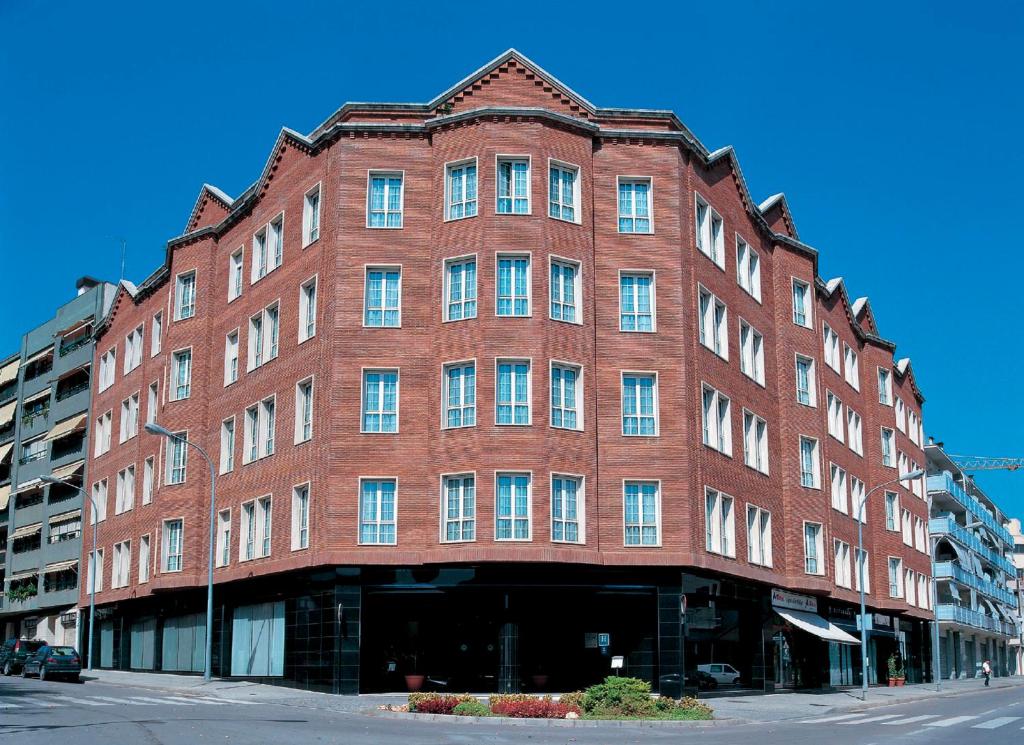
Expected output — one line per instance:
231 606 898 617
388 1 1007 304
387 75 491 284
771 588 818 613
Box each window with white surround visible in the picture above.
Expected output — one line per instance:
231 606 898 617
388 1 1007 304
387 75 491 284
618 177 652 233
551 363 582 430
701 385 731 454
257 496 272 557
299 276 317 341
742 410 769 474
918 574 929 608
908 410 920 445
496 254 530 316
739 320 764 384
619 272 654 331
888 557 903 597
241 501 256 560
895 397 906 432
124 325 143 374
268 215 283 272
229 248 243 301
496 157 530 214
139 535 150 583
914 516 926 552
823 323 840 371
368 171 404 227
622 373 658 436
303 183 321 245
151 312 162 356
827 391 845 442
848 409 863 455
905 569 917 606
120 393 139 442
551 474 582 543
220 417 235 474
496 360 530 425
881 427 896 467
800 436 821 488
910 460 923 497
252 227 268 281
898 450 910 482
851 476 866 523
94 410 112 456
216 510 231 567
115 465 135 514
843 343 860 389
624 481 659 546
99 348 116 391
445 159 477 220
747 505 772 567
90 479 107 524
549 161 579 223
171 349 192 400
364 267 401 327
146 382 158 424
704 487 735 557
243 401 275 465
834 539 852 588
877 367 893 405
142 456 154 505
698 285 728 358
444 257 477 321
830 463 848 514
792 279 811 327
550 258 580 323
804 522 823 574
795 354 816 406
224 331 239 385
112 540 131 588
175 271 196 320
443 361 476 428
166 432 187 484
295 378 313 444
901 508 913 545
247 303 280 370
735 236 761 300
496 473 531 541
360 479 397 544
362 370 398 433
163 519 183 572
87 548 104 593
855 548 870 593
885 491 899 531
443 474 475 542
694 193 724 267
292 484 310 550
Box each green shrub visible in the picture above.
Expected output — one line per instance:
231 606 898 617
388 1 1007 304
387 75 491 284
452 699 490 717
489 693 538 707
677 696 714 718
582 676 655 716
559 691 585 711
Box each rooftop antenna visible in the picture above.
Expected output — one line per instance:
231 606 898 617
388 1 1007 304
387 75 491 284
106 235 127 282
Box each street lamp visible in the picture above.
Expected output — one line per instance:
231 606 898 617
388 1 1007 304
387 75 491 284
144 422 217 682
41 474 97 670
856 468 925 701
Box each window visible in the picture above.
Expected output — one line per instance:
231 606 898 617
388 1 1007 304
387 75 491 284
229 248 243 301
855 548 870 593
90 479 108 524
550 363 582 430
701 384 731 454
622 373 658 436
496 157 530 214
362 370 398 433
368 172 404 227
624 481 659 546
804 523 823 574
736 236 761 300
295 378 313 444
799 436 820 488
901 508 913 545
87 548 104 593
445 159 477 220
124 325 143 374
252 218 284 281
551 475 582 543
147 382 158 424
742 410 768 474
830 463 848 514
792 278 811 327
495 360 530 425
151 313 162 356
910 461 922 497
94 410 112 456
907 410 920 446
823 323 840 371
443 474 475 542
834 540 852 588
843 343 860 389
167 432 187 484
549 161 579 222
120 393 139 442
142 456 154 504
918 575 929 608
694 194 724 267
220 417 235 474
914 516 926 552
888 557 903 597
795 355 816 406
175 271 196 320
240 501 256 560
747 505 772 567
115 465 135 514
364 268 401 327
827 391 845 442
877 367 893 405
139 535 150 583
698 286 728 358
269 215 283 272
99 348 116 391
496 254 530 316
216 510 231 567
299 276 317 341
444 257 477 321
884 491 899 531
704 487 735 557
443 362 475 428
851 476 866 523
496 473 531 541
739 320 764 384
171 349 192 400
359 479 396 544
895 397 906 432
303 183 321 245
245 397 278 457
549 259 580 323
112 540 131 588
881 427 896 467
847 409 863 455
247 303 280 370
292 484 310 550
257 496 272 557
905 570 916 606
224 331 239 385
163 519 183 572
619 272 654 331
618 178 652 233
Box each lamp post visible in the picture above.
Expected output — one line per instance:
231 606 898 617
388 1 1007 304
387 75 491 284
145 422 217 682
41 475 97 670
856 468 925 701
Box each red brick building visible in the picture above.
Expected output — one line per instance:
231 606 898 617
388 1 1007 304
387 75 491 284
80 50 930 694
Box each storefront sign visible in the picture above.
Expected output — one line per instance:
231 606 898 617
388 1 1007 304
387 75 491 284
827 603 857 623
597 633 610 648
771 588 817 613
873 614 892 628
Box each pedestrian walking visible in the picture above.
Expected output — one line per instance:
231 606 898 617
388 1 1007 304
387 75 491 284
982 659 992 686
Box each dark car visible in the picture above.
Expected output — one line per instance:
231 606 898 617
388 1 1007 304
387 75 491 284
0 638 46 676
657 670 718 693
21 645 82 682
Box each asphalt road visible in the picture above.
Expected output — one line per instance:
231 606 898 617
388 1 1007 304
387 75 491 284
1 674 1022 744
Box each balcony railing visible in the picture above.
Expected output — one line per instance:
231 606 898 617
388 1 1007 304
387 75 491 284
56 381 89 402
930 517 1017 576
58 336 90 357
18 450 47 465
935 603 1018 637
934 561 1018 608
21 407 49 427
927 474 1014 545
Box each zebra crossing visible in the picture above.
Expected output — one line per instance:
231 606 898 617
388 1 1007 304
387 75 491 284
0 691 259 710
798 712 1023 729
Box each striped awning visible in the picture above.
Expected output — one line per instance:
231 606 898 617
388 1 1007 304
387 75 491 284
7 570 38 582
0 400 16 427
50 459 85 481
44 413 87 442
0 483 10 511
44 560 78 574
21 347 53 367
0 359 18 385
56 317 93 339
13 478 43 495
10 522 42 539
49 508 81 524
22 388 52 406
0 441 13 463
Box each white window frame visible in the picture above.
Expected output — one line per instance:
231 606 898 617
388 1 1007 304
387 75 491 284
550 361 583 431
366 171 405 228
738 318 765 385
851 476 866 523
444 157 478 221
215 509 231 567
881 427 896 467
548 158 581 224
855 548 870 593
848 408 864 456
175 270 197 321
151 312 162 356
877 366 893 405
704 486 735 557
494 472 532 542
742 409 769 475
621 371 659 437
363 265 403 328
303 182 321 246
792 278 812 328
795 354 817 407
247 301 280 371
843 343 860 390
440 472 476 544
291 483 310 551
746 504 773 567
697 284 729 359
441 359 476 430
701 383 732 455
224 329 239 386
139 534 150 583
142 456 154 505
361 369 399 434
443 254 478 322
823 323 840 371
884 491 900 532
826 390 845 443
618 270 656 333
495 252 531 318
834 539 852 588
551 473 584 544
799 435 821 489
735 234 761 301
888 556 904 598
295 377 314 444
617 176 653 234
162 518 184 573
623 480 661 547
694 192 724 268
495 155 531 215
229 247 244 302
549 255 582 325
170 347 192 401
220 416 235 474
830 462 848 514
299 275 318 342
804 521 824 575
166 430 187 485
495 358 531 426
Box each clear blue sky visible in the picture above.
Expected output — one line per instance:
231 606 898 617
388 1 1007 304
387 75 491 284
1 1 1021 514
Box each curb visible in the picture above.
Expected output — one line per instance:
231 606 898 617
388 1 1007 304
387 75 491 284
374 711 722 728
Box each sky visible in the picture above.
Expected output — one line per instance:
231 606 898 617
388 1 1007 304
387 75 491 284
1 1 1021 514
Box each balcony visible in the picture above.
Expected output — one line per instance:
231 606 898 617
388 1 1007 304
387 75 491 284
936 603 1018 637
58 336 90 358
927 474 1013 545
55 380 89 402
934 561 1018 607
930 517 1016 576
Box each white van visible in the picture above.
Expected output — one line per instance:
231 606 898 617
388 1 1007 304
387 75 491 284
697 663 741 685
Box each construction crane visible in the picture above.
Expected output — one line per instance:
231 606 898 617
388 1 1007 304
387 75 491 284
949 455 1024 472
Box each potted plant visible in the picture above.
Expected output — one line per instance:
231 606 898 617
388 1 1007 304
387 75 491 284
886 654 906 687
887 654 898 686
403 650 425 692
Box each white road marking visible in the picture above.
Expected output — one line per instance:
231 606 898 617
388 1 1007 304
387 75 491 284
43 695 112 707
881 715 941 725
798 713 869 723
89 695 155 705
207 697 260 705
973 717 1021 729
127 696 191 706
0 700 18 709
926 715 978 727
165 696 228 705
18 696 62 708
840 714 903 724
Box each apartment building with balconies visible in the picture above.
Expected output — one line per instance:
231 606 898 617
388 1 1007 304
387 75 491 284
1007 517 1024 674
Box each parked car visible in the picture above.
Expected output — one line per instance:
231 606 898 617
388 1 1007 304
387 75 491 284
20 645 82 682
0 638 46 676
657 669 718 692
697 663 742 685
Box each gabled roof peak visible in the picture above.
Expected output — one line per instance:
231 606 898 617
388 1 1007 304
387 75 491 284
825 276 844 293
852 297 868 316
